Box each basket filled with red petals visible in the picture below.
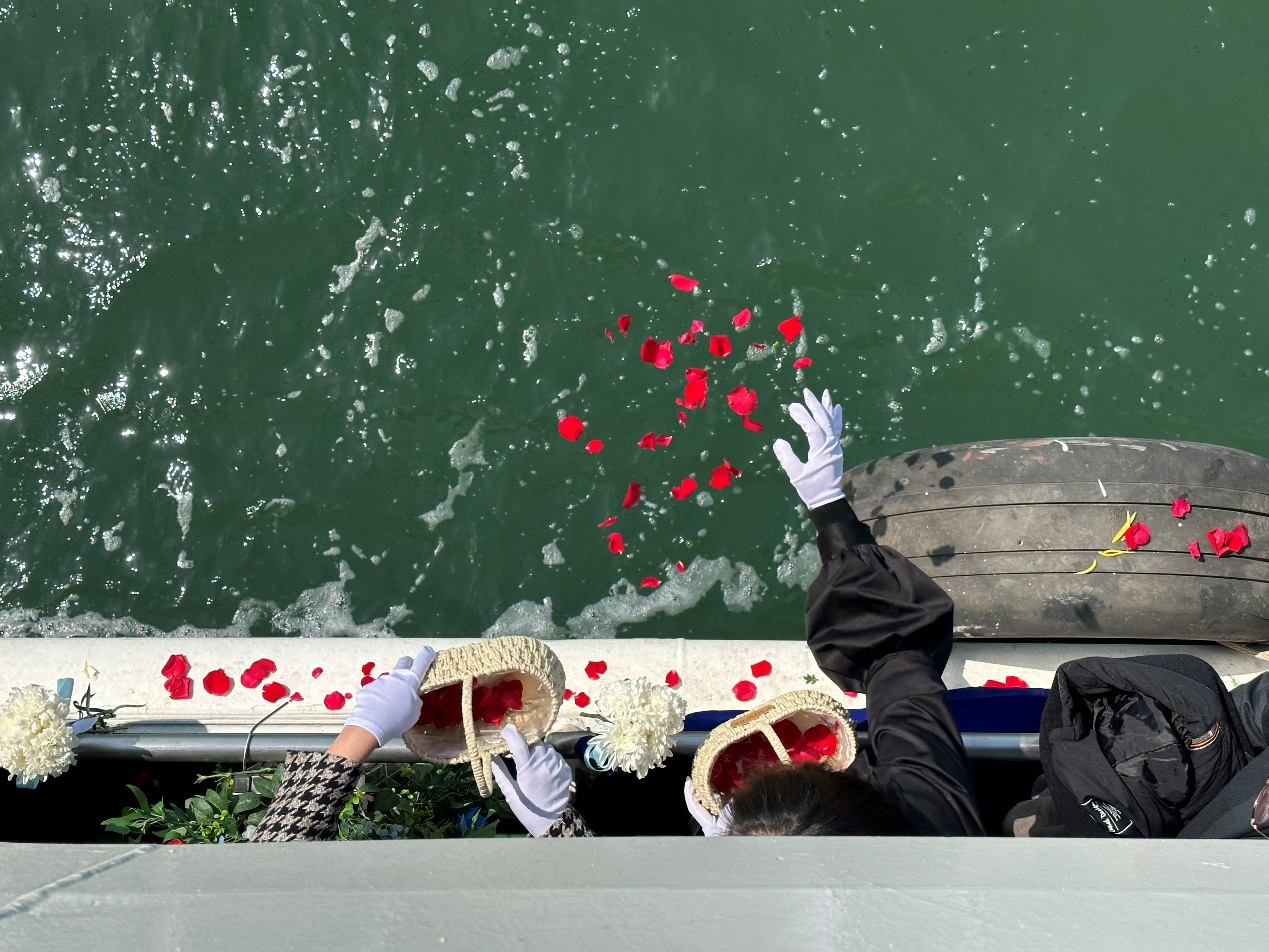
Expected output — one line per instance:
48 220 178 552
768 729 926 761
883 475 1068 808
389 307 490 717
690 690 858 815
402 636 565 796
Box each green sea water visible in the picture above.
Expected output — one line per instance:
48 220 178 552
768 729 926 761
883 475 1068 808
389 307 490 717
3 0 1268 640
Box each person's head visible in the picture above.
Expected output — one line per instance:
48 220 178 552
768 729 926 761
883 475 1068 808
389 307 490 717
725 762 913 836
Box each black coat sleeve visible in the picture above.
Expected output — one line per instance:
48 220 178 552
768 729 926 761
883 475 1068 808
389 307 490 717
805 499 985 836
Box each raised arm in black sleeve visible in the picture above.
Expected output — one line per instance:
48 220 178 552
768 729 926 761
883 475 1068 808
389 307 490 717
806 498 985 836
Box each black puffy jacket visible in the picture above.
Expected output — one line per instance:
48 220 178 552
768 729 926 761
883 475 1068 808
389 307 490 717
1039 654 1255 837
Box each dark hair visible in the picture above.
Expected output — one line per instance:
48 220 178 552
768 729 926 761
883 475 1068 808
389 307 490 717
726 763 914 836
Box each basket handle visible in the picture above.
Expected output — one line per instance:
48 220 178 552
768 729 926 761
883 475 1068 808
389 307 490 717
461 678 495 797
758 724 793 767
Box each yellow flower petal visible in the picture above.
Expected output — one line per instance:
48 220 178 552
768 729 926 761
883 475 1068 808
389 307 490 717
1074 559 1098 575
1098 549 1131 558
1110 511 1136 545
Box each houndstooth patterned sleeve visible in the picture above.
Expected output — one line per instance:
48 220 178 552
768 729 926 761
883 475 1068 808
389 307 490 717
251 751 362 842
543 806 594 837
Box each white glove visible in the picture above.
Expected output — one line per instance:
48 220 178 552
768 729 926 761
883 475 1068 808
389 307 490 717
343 647 436 745
684 778 733 836
490 723 573 837
772 388 845 509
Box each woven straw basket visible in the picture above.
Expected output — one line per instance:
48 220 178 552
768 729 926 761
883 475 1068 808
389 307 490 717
690 689 858 815
402 636 565 796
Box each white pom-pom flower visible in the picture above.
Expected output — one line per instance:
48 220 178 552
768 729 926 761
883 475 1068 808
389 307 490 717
586 677 687 779
0 685 76 782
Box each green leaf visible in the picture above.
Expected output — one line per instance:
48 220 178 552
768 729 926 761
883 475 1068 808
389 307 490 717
188 797 213 824
252 774 278 799
233 792 262 813
127 784 149 811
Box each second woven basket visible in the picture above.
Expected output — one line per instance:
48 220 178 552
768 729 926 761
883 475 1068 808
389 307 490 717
690 689 858 816
402 636 566 796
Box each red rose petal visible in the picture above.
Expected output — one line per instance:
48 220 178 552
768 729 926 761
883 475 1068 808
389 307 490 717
792 357 813 369
585 661 607 680
732 308 751 329
558 415 585 441
323 692 346 711
675 560 686 572
202 669 233 696
240 665 267 689
618 315 631 336
1207 526 1230 556
161 654 190 680
777 315 804 343
640 338 674 369
691 320 705 334
604 328 615 341
165 676 193 700
563 689 574 700
709 460 741 489
638 432 656 450
640 576 662 588
709 335 732 358
685 366 708 381
1171 498 1191 519
261 682 288 703
344 693 353 699
1227 523 1250 554
585 439 604 454
598 515 618 528
360 675 375 686
678 330 698 345
1122 522 1151 550
252 659 276 676
732 680 757 702
289 692 303 702
742 416 763 432
725 385 758 417
678 411 688 427
752 342 767 350
984 679 1005 688
654 434 673 447
622 482 642 509
1004 676 1029 688
607 532 624 554
843 691 858 698
669 274 699 292
574 692 591 708
679 376 708 409
311 667 323 678
751 660 772 678
665 670 682 689
670 476 697 500
1188 540 1202 560
361 662 375 676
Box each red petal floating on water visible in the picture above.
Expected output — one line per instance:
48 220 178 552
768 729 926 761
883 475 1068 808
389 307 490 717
678 411 688 427
670 477 697 500
710 335 732 358
751 660 772 678
679 377 708 409
675 560 686 573
691 320 706 333
311 667 323 678
607 532 624 554
618 315 631 336
1188 540 1202 560
678 330 697 345
161 654 190 680
574 692 591 708
290 692 303 702
654 434 673 447
558 415 585 441
360 675 375 687
733 308 751 329
669 274 699 292
640 576 662 588
1171 498 1191 519
563 689 574 701
666 670 682 689
323 692 346 711
1227 523 1250 554
622 482 642 509
742 416 763 432
638 432 656 450
585 439 604 454
604 328 614 342
732 680 757 702
752 342 767 350
640 337 674 369
686 366 708 381
585 661 607 680
165 677 193 700
726 385 758 417
361 662 375 676
262 682 288 703
792 357 813 369
709 460 741 489
598 515 618 527
1122 522 1151 550
777 315 804 343
202 669 233 696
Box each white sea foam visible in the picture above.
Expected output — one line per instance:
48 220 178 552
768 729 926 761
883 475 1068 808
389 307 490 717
384 308 405 333
1012 325 1051 360
421 420 486 529
922 316 947 355
522 325 538 365
486 47 524 70
444 78 462 101
541 542 565 566
329 217 386 294
159 462 194 539
416 59 438 82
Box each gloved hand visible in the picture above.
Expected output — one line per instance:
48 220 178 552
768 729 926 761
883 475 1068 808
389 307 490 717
343 647 436 746
772 388 845 510
684 778 733 836
491 723 573 837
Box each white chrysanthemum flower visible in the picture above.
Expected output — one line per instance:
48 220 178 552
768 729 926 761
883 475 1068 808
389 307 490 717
0 685 76 782
587 677 687 779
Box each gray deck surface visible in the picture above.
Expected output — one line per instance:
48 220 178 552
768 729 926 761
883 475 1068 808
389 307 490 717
1 837 1265 950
